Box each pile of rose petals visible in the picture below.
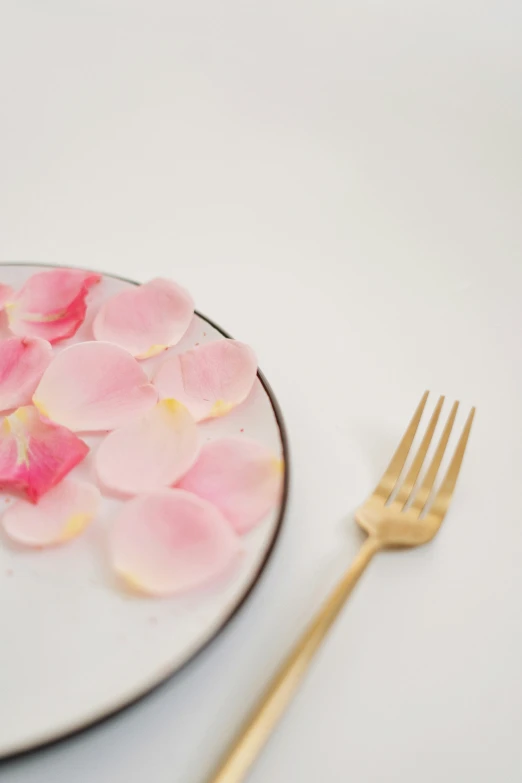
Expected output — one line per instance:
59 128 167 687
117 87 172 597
0 268 284 597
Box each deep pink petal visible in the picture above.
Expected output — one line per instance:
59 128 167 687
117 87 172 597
33 341 158 432
0 406 89 502
177 438 284 534
93 278 194 358
109 489 242 596
6 268 101 343
153 340 257 421
96 399 200 495
2 478 100 546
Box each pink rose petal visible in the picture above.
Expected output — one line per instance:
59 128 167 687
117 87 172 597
33 341 158 432
0 284 14 309
96 399 200 495
93 278 194 359
109 489 242 596
0 406 89 502
0 337 52 413
153 340 257 421
2 478 100 547
178 438 284 534
5 268 101 343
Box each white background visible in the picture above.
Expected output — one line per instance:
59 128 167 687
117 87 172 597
1 2 521 782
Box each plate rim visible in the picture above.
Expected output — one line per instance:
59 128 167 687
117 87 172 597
0 262 290 762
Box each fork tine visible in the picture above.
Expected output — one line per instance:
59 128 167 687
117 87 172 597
391 395 444 510
410 400 459 517
424 406 475 524
373 391 429 504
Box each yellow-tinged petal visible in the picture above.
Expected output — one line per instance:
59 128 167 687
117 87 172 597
209 399 235 418
60 512 91 541
178 437 284 534
2 478 100 546
93 278 194 358
4 409 31 466
120 571 147 594
5 268 100 344
95 399 200 495
161 398 184 413
154 340 257 422
109 490 242 597
270 457 285 475
32 398 49 418
136 343 168 360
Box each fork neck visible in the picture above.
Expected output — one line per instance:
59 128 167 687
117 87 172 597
362 534 384 557
304 534 382 643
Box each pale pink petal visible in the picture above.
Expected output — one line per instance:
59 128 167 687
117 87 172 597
33 341 158 432
2 478 100 547
0 284 14 309
6 268 101 343
93 278 194 359
153 340 257 421
0 406 89 502
178 438 283 534
96 399 200 495
109 489 242 596
0 337 52 413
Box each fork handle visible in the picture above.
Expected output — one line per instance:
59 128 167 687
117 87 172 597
207 535 381 783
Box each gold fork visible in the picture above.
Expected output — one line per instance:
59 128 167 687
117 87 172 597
208 392 475 783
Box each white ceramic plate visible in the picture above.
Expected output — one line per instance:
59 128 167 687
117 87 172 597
0 263 288 759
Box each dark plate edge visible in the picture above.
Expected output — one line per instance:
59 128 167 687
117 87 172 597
0 262 290 763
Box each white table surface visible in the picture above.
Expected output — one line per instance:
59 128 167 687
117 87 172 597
1 2 521 781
